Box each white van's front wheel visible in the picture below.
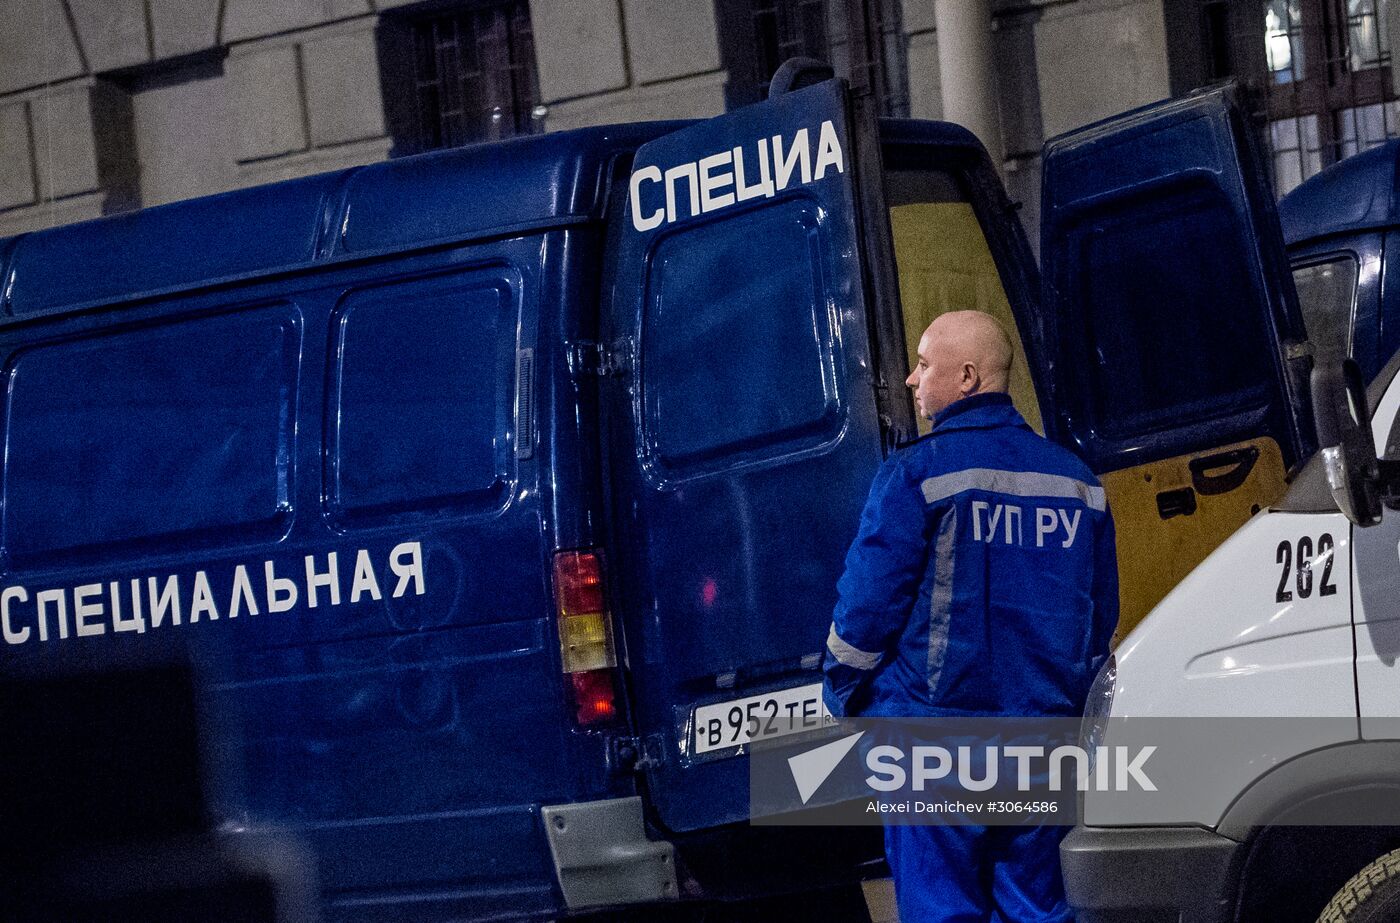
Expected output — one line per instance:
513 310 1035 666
1319 848 1400 923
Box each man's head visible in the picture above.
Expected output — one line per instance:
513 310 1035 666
905 311 1014 420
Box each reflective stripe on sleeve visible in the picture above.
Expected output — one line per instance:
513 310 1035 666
926 506 958 695
826 623 882 670
919 467 1106 511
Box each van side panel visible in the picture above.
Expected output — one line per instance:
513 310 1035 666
0 233 608 921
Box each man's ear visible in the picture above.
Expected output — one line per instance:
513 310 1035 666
961 362 980 395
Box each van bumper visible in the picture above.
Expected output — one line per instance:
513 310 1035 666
1060 825 1244 923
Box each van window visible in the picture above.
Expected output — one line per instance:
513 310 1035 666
1070 186 1274 440
640 199 840 481
885 168 1042 435
3 307 299 562
329 270 517 522
1291 255 1358 365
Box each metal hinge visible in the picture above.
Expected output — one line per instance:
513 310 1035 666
568 338 632 377
608 733 660 773
1285 339 1313 362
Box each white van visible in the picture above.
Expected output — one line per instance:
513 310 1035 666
1060 353 1400 922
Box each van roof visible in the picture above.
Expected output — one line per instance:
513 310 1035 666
0 121 682 319
0 116 984 321
1279 138 1400 247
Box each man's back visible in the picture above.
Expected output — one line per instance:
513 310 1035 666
824 392 1118 719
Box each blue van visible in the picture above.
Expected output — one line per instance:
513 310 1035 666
0 80 1317 919
1279 138 1400 384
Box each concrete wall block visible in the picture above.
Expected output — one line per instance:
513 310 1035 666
622 0 720 84
302 25 386 146
0 104 36 211
227 45 309 161
29 84 101 200
905 30 942 121
0 192 105 237
222 0 372 44
532 0 629 102
68 0 150 72
131 66 238 206
1034 0 1170 138
902 0 938 35
147 0 218 59
0 0 86 95
237 136 390 187
150 0 221 59
545 71 725 132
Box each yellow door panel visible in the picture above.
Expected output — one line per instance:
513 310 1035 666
1102 436 1288 643
889 202 1042 436
887 198 1279 648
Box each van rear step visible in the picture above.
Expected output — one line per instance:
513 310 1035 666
541 797 677 910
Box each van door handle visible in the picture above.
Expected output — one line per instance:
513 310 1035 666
1189 446 1260 496
1156 486 1197 520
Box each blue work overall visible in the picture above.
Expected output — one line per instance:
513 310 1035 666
823 392 1118 922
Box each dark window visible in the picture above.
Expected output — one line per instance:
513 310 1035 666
641 199 841 481
329 270 519 523
715 0 909 116
1203 1 1237 80
1292 254 1359 362
378 1 542 156
1069 187 1275 438
1261 0 1399 195
1166 0 1268 95
1167 0 1399 196
3 307 299 563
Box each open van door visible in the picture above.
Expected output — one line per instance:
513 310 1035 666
600 79 895 833
1041 85 1315 640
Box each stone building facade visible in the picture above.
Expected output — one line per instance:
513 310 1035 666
0 1 1211 241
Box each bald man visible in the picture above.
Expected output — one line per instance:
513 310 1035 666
822 311 1118 922
906 310 1014 421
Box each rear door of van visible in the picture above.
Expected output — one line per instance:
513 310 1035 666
599 80 1047 834
1039 85 1316 641
600 80 885 833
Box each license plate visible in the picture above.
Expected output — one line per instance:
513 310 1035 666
692 682 833 755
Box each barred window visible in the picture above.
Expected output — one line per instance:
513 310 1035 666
378 1 543 156
1261 0 1397 195
1167 0 1399 197
715 0 910 117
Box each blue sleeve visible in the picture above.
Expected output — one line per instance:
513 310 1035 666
1088 504 1120 677
822 456 931 717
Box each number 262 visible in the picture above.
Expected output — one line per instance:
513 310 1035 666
1276 534 1338 603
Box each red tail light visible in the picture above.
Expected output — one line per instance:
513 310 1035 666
570 669 618 725
554 550 605 617
553 550 620 727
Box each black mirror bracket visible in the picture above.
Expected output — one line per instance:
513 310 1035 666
1314 359 1384 525
1378 459 1400 511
